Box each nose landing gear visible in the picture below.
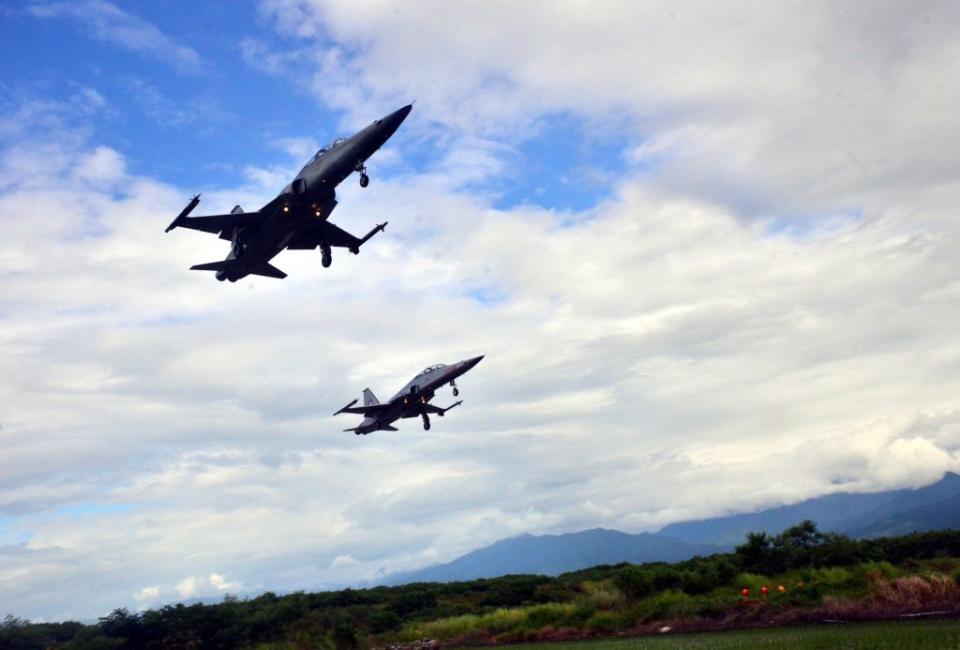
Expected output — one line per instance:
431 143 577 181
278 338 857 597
320 242 332 268
451 380 459 397
356 161 370 188
421 411 431 431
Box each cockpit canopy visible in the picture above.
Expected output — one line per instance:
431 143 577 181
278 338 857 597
313 137 348 160
415 364 446 378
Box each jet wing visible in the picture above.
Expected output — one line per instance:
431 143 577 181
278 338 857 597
424 401 463 415
309 221 388 253
315 221 362 250
171 212 262 236
337 404 393 416
286 232 319 250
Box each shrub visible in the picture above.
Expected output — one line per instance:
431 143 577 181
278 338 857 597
652 569 683 592
633 590 698 623
734 572 770 593
366 610 401 634
584 611 620 634
524 603 580 630
614 567 655 602
810 566 855 589
581 583 623 610
680 570 715 595
858 560 899 581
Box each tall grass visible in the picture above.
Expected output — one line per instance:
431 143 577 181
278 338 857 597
393 562 960 646
399 602 587 642
870 574 960 608
480 619 960 650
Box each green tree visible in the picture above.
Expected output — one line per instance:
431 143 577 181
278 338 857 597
613 567 654 602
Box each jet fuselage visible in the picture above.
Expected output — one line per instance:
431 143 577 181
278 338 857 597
219 104 412 281
168 104 412 282
338 356 484 435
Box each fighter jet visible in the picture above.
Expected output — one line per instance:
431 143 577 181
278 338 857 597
335 356 484 434
165 104 413 281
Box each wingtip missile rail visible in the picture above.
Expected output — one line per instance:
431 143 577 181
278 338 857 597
165 194 201 233
334 398 358 416
350 222 388 254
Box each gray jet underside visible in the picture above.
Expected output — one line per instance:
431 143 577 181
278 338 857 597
165 104 413 282
335 356 484 434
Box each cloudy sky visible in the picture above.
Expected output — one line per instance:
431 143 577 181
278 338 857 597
2 0 960 620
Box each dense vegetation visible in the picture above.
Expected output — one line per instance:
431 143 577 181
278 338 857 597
488 619 960 650
3 523 959 649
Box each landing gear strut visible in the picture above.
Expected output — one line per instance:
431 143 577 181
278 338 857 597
356 161 369 188
421 411 431 431
451 380 459 397
320 242 332 268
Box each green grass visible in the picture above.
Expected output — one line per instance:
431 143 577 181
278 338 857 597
477 619 960 649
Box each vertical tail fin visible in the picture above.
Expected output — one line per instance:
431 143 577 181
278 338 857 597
362 388 379 406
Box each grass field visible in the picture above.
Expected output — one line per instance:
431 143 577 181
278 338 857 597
477 619 960 649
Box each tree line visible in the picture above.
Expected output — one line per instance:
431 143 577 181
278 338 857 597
3 524 959 649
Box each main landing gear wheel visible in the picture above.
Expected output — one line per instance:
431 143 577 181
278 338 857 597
321 245 332 268
359 172 369 188
421 412 431 431
453 387 459 397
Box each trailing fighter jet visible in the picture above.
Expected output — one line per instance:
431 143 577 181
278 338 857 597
165 104 413 281
335 356 484 434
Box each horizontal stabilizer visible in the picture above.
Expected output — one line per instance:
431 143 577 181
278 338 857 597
249 262 287 279
344 424 398 432
190 260 229 272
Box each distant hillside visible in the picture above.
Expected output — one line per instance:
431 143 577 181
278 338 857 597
384 528 719 585
660 472 960 546
849 494 960 538
385 473 960 584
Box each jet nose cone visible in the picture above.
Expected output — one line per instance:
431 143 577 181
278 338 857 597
381 103 413 129
463 355 484 369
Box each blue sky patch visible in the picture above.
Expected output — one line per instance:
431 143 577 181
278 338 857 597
491 113 626 213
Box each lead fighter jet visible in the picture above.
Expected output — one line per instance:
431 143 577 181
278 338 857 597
335 356 484 434
165 104 413 281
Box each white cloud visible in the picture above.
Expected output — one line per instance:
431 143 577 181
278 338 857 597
209 573 241 592
28 0 204 73
329 555 358 569
176 576 198 599
135 585 160 604
255 0 960 217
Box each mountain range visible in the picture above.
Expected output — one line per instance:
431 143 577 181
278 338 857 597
387 472 960 584
385 528 716 585
660 471 960 545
